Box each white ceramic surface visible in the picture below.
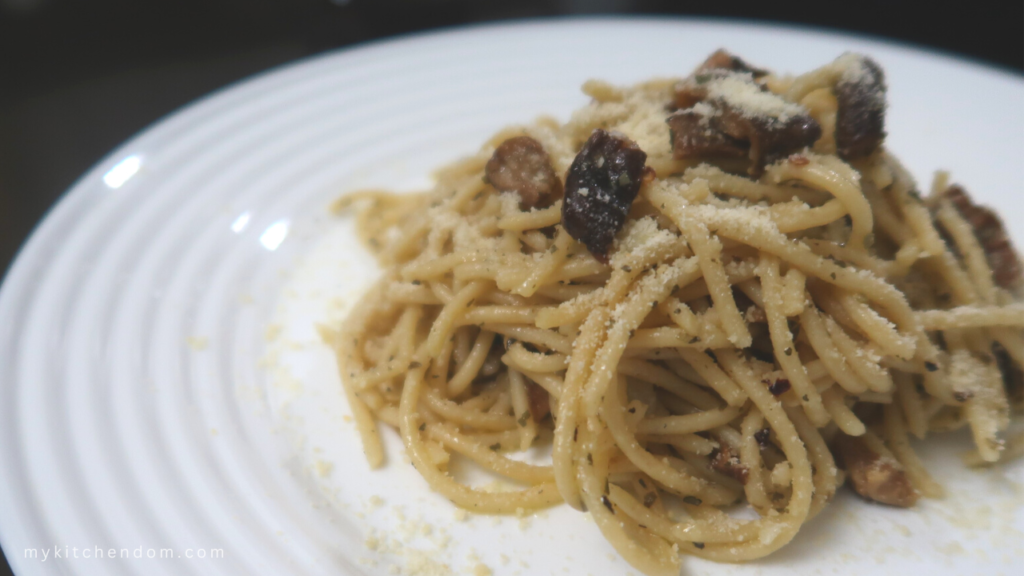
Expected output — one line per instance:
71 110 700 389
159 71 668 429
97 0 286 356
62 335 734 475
1 18 1022 576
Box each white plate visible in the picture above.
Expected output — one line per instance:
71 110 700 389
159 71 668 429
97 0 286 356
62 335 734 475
1 18 1022 576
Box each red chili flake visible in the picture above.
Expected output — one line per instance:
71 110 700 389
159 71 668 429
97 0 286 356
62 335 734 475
767 378 791 396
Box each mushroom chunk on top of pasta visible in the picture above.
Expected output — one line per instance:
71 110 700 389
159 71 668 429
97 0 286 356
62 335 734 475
669 50 822 175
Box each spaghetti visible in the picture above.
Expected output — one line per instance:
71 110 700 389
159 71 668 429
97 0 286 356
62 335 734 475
324 51 1023 575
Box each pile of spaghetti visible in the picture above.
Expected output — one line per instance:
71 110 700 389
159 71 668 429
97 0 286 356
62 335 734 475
325 51 1024 575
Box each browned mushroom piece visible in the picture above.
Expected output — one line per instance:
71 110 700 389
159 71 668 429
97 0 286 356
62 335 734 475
940 184 1023 291
834 433 918 507
667 53 822 177
485 135 562 209
666 107 747 158
709 444 750 484
694 49 769 78
834 55 887 160
668 97 821 177
674 50 768 109
714 103 822 174
561 129 648 262
672 83 710 113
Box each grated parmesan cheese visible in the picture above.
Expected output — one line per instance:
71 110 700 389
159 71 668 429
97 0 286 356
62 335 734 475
705 73 807 122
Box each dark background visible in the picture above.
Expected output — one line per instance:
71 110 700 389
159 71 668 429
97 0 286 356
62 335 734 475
0 0 1020 573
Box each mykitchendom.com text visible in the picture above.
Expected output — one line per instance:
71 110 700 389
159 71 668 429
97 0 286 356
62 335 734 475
23 545 224 561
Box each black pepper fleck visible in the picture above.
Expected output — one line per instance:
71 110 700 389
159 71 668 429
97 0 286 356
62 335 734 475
643 492 657 507
518 411 531 427
754 427 771 448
